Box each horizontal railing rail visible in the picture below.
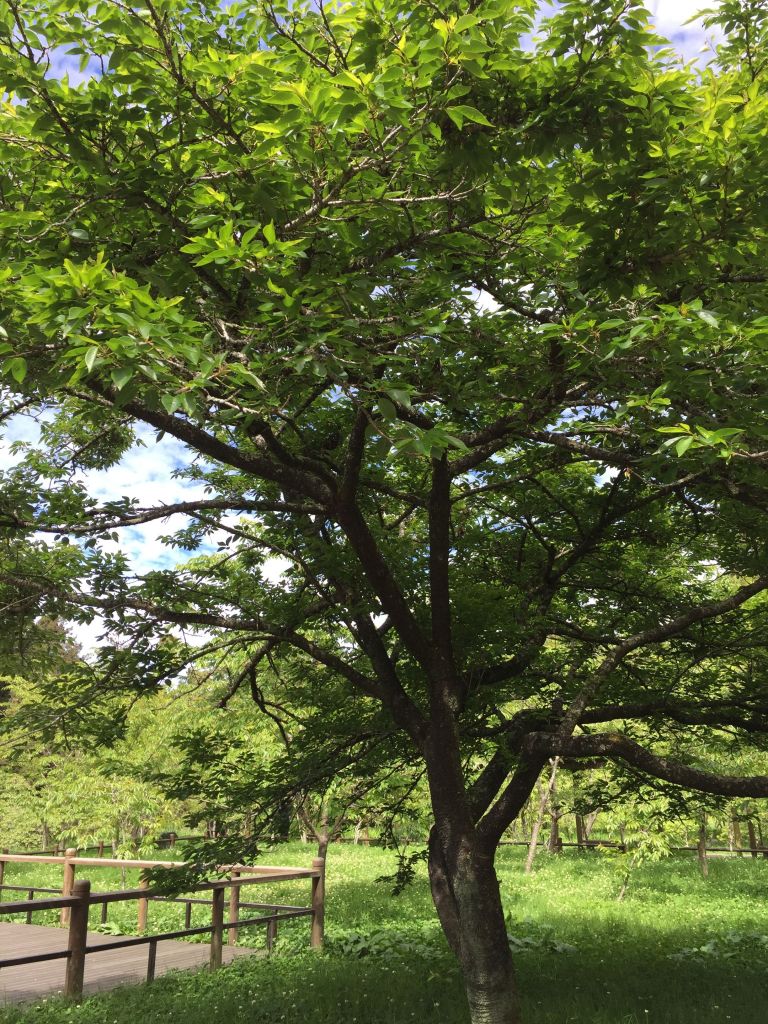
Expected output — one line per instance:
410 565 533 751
11 835 205 857
0 949 73 969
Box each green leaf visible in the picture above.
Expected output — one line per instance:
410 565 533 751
445 105 494 130
160 394 182 415
675 436 697 456
111 366 134 391
377 397 397 422
384 387 412 409
84 347 99 372
240 225 261 248
454 14 479 32
263 222 277 245
335 70 363 89
696 309 719 327
7 356 27 383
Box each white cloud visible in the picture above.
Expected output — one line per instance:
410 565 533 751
1 416 212 652
79 425 208 568
2 416 206 571
473 289 502 314
531 2 722 61
645 0 722 59
0 411 45 470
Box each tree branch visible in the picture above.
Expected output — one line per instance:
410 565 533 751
530 730 768 798
559 574 768 737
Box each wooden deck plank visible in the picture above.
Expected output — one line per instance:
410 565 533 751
0 923 261 1005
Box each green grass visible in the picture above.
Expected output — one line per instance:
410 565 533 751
2 843 768 1023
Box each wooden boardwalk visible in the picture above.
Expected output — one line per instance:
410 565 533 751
0 922 259 1005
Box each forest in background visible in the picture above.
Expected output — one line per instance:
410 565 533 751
3 617 767 898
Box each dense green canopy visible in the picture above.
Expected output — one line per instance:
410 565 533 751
3 2 768 1021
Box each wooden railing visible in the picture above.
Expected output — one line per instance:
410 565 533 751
0 853 325 999
496 838 768 856
9 833 202 857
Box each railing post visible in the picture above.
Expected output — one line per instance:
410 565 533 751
146 938 158 983
61 848 77 926
0 848 7 891
210 886 224 970
266 917 278 953
310 857 325 950
227 868 240 945
137 876 149 933
64 879 90 1000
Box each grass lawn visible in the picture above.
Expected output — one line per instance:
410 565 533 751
1 842 767 1023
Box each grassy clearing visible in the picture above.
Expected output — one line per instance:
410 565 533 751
1 843 768 1023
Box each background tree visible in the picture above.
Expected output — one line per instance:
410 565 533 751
3 1 768 1021
0 676 189 853
165 644 427 864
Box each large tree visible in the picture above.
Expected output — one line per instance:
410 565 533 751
3 1 768 1020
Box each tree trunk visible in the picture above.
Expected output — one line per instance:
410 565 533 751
428 828 520 1024
316 835 329 863
272 799 291 842
547 809 560 854
697 816 708 878
583 810 599 840
525 759 559 874
574 813 585 852
546 762 561 854
729 816 742 854
757 818 768 860
748 819 759 858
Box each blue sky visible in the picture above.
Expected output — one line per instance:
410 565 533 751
2 1 722 651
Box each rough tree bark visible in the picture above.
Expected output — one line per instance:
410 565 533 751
428 828 520 1024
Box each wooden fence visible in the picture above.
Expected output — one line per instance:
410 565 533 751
0 852 324 999
496 838 768 856
11 833 201 858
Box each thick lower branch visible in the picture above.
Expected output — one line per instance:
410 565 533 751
529 730 768 797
